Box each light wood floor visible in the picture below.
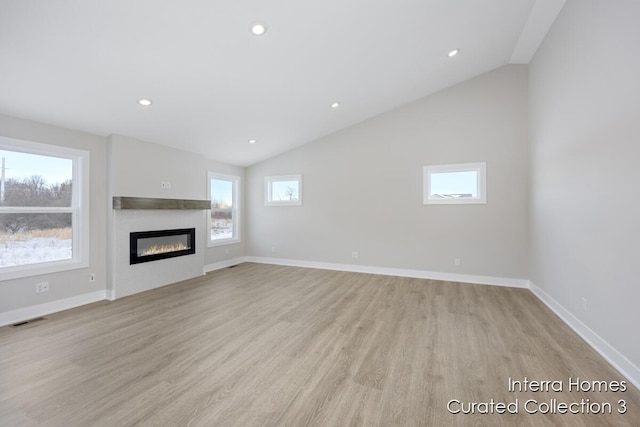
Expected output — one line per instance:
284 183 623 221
1 263 638 426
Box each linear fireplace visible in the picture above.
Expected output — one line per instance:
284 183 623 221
130 228 196 265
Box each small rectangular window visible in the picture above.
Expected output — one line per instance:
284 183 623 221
208 172 240 246
423 162 486 204
0 137 90 280
265 174 302 206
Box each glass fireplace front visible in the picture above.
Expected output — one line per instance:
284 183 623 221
130 228 196 264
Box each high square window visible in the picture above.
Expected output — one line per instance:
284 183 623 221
265 174 302 206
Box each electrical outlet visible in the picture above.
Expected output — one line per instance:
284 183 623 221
36 282 50 293
351 251 359 259
225 248 230 255
161 181 166 189
89 273 96 282
166 181 172 189
581 297 587 311
271 246 276 253
454 258 461 266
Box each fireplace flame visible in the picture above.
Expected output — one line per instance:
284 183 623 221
139 242 189 256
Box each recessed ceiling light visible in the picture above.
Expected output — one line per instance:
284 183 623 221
137 98 153 106
448 49 460 57
330 102 341 109
248 139 257 144
250 22 267 36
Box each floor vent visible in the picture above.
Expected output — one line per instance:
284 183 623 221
10 317 46 328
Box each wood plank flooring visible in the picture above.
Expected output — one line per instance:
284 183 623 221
1 263 638 426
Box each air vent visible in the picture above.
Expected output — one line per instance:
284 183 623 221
10 317 45 328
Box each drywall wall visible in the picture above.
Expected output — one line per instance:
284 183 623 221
529 0 640 372
108 135 245 272
0 118 245 320
246 65 529 281
0 114 108 315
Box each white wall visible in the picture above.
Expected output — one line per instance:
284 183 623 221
246 65 530 282
111 209 206 298
108 135 246 271
0 114 108 315
0 120 246 322
529 0 640 373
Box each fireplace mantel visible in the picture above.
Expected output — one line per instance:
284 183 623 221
113 197 210 210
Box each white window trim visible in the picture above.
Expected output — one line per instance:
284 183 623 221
0 136 90 281
265 174 303 206
208 172 241 247
423 162 486 205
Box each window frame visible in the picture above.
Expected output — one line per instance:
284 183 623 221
264 174 303 206
207 172 241 247
423 162 487 205
0 136 90 281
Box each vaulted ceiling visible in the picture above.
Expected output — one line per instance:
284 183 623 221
0 0 564 166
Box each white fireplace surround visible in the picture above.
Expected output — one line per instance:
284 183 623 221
109 209 206 299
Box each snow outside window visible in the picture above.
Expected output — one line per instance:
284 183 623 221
0 137 90 281
208 172 240 246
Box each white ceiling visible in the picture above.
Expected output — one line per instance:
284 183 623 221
0 0 564 166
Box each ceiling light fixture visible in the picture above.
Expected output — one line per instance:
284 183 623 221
448 49 460 57
330 102 341 109
137 98 153 106
250 22 267 36
248 139 257 144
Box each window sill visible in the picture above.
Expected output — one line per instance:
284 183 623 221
265 201 303 207
0 258 89 282
208 238 241 248
424 198 487 205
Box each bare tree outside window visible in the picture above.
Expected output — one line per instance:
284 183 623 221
0 150 74 268
208 173 240 245
265 175 302 206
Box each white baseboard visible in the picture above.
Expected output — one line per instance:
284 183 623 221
204 257 247 274
0 290 107 328
245 256 529 288
529 281 640 390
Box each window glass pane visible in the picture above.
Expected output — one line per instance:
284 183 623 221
271 180 299 201
265 175 302 206
211 209 233 240
210 178 234 241
0 212 72 267
210 179 233 209
430 171 478 198
1 150 73 207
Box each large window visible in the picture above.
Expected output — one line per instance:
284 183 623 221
0 136 90 280
423 162 486 204
208 172 240 246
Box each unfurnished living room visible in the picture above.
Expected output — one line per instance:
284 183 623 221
0 1 639 426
